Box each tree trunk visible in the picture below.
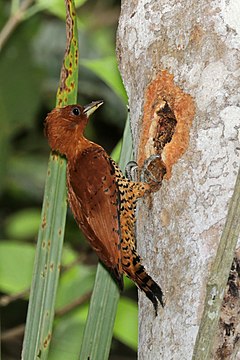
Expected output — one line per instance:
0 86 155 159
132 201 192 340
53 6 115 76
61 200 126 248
117 1 240 359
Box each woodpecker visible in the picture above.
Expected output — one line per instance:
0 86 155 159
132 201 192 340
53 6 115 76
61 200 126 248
45 101 164 314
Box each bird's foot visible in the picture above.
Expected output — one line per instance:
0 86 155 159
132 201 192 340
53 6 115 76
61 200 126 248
140 154 166 191
125 161 139 181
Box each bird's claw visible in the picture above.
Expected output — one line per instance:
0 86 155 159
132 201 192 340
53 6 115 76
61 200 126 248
140 154 166 190
125 161 139 181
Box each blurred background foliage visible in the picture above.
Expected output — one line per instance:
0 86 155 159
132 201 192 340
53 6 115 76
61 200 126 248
0 1 138 359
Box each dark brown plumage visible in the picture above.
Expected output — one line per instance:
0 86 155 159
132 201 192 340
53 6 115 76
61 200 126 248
44 101 164 314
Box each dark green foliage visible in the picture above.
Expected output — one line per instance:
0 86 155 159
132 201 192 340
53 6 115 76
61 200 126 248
0 1 137 359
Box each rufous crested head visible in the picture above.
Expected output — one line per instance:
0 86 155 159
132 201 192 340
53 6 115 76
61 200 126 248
44 101 103 158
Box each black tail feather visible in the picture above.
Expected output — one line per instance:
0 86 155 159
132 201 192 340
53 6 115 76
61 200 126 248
135 264 164 315
138 276 164 316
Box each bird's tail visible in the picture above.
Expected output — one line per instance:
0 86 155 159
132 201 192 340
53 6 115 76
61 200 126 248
123 251 164 315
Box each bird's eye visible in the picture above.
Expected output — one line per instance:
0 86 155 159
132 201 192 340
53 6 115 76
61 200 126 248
72 107 81 116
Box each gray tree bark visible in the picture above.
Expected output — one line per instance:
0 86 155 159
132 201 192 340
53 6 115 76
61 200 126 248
117 1 240 359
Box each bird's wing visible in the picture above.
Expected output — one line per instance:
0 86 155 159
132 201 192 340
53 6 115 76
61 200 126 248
67 146 123 288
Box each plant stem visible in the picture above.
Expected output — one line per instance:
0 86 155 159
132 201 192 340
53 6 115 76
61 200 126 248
0 0 33 52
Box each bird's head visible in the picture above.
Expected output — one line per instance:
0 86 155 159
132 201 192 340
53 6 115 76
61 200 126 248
44 100 103 158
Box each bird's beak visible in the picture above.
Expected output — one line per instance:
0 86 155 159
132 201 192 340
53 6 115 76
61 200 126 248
83 100 104 117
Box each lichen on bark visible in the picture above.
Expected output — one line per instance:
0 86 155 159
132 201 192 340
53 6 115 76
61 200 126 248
117 1 240 359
